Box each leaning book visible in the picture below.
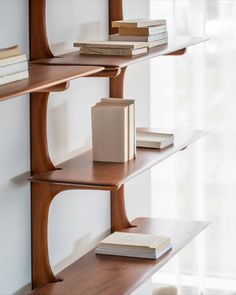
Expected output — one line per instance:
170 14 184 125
96 232 172 259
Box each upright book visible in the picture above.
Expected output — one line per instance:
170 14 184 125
96 232 172 259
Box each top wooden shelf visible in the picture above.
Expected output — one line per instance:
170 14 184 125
0 64 104 102
32 37 208 70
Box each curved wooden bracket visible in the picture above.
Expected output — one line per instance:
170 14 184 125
35 82 70 93
109 67 127 98
29 0 54 61
166 48 187 56
30 92 55 174
89 68 121 78
111 185 132 232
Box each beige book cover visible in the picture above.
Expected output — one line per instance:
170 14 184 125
79 47 147 56
118 25 167 36
109 32 168 42
92 104 129 162
112 19 166 28
0 45 21 60
100 98 136 160
98 232 171 253
0 54 27 67
0 70 29 86
74 40 147 50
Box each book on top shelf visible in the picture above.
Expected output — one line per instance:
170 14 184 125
79 47 147 56
118 25 167 36
96 232 172 259
136 127 174 149
0 45 21 60
112 19 166 28
109 32 168 42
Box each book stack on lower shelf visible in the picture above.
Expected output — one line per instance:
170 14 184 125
96 231 172 259
0 45 28 85
110 19 168 48
92 98 136 162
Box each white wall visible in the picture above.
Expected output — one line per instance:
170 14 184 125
0 1 150 294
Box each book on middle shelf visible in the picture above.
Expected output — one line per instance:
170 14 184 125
0 45 28 86
95 231 172 259
91 98 136 163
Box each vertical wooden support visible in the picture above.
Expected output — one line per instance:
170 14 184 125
31 183 59 288
111 185 132 232
29 0 54 61
109 0 123 35
109 67 127 98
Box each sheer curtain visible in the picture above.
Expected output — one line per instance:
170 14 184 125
150 0 236 292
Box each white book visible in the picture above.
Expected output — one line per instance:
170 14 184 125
96 244 172 259
112 19 166 28
0 54 27 67
74 40 147 50
96 232 172 259
0 70 29 86
147 38 168 48
109 32 168 42
100 98 136 160
0 60 28 77
136 128 174 149
91 104 129 162
79 46 147 56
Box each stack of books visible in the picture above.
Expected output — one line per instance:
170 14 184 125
136 128 174 149
109 19 168 48
74 40 148 56
91 98 136 163
96 231 172 259
0 45 28 86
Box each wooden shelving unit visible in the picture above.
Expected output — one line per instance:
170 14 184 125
31 218 209 295
0 0 210 293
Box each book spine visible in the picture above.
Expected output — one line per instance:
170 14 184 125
118 26 167 36
0 61 28 77
80 47 134 56
0 70 29 86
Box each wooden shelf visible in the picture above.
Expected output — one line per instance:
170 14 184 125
30 129 206 190
32 37 208 70
31 217 209 295
0 64 104 102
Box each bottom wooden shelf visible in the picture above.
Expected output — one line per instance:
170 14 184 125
31 217 209 295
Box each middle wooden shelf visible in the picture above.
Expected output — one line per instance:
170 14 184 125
30 129 206 190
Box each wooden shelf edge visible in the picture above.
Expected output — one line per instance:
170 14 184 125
29 129 207 190
0 64 104 102
31 217 209 295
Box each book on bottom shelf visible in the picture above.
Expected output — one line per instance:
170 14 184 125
91 98 136 162
136 127 174 149
96 232 172 259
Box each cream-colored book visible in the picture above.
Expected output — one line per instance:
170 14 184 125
109 32 168 42
80 47 147 56
118 25 167 36
136 128 174 149
74 40 147 50
100 98 136 160
0 45 21 60
0 54 27 67
146 38 168 48
0 60 28 77
96 232 172 259
92 104 129 162
0 70 28 86
112 19 166 28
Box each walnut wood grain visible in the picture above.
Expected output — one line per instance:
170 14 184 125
32 37 208 69
30 129 207 189
0 64 104 102
29 0 54 61
110 67 126 97
109 0 123 35
31 217 209 295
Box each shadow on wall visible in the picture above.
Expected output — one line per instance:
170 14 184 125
52 229 110 275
